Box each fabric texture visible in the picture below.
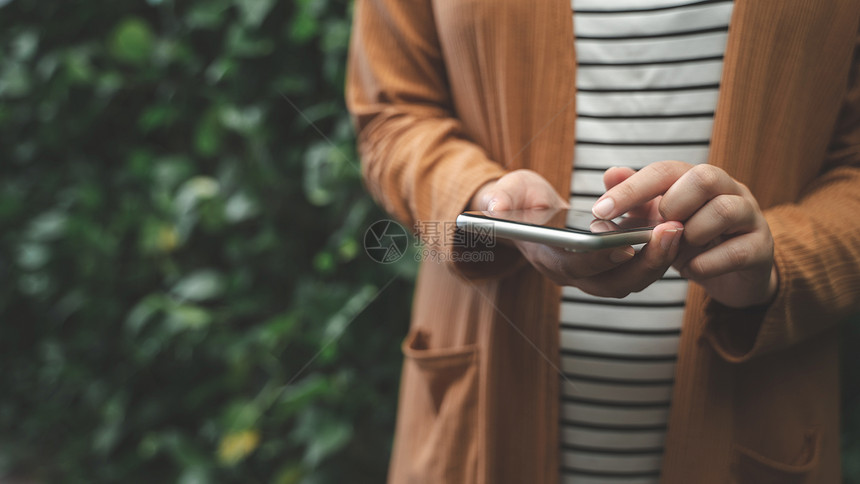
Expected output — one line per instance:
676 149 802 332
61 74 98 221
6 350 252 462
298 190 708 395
346 0 860 482
559 2 734 481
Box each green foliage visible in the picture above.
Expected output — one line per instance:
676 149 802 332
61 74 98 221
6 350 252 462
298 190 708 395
0 0 415 482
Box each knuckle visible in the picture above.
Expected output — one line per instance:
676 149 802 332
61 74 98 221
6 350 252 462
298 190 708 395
547 251 567 275
650 160 682 179
684 230 709 248
611 181 638 204
689 164 723 190
684 258 707 279
642 251 669 272
724 243 751 269
711 195 740 224
657 198 676 221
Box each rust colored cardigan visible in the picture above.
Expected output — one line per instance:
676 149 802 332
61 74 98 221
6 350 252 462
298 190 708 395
346 0 860 482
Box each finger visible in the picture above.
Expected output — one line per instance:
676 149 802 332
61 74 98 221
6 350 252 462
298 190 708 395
485 174 527 211
520 242 636 282
589 219 621 233
682 194 758 247
592 160 693 220
485 188 515 212
599 167 663 220
577 221 685 298
672 239 709 274
659 164 747 222
603 166 637 190
677 232 772 280
488 171 569 212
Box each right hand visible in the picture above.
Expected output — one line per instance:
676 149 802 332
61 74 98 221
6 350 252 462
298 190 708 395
471 169 684 298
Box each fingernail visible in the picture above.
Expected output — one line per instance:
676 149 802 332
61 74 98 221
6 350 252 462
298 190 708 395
590 220 614 233
610 247 635 263
488 199 497 212
592 197 615 219
660 228 683 251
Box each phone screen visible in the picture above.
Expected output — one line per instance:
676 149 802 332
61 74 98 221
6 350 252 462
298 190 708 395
462 208 662 235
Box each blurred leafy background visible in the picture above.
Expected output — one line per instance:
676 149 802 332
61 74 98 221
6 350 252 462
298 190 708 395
0 0 418 482
0 0 858 482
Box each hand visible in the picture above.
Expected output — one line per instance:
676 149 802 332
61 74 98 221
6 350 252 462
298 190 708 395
471 170 684 298
592 162 778 308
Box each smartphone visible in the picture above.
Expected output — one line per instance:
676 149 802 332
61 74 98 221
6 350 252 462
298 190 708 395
456 208 661 252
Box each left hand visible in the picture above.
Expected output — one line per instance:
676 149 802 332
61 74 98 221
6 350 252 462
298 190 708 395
592 161 778 308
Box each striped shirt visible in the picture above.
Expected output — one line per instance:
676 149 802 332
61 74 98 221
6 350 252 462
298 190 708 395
560 1 733 482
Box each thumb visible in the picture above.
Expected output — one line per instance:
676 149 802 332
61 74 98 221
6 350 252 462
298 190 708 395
486 189 515 212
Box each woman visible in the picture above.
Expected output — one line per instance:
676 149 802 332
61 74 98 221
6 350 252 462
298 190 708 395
346 0 860 482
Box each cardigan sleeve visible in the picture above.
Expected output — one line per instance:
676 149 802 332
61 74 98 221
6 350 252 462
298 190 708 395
345 0 524 279
704 24 860 362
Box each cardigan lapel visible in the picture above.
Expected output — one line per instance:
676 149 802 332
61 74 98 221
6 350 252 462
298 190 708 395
662 0 859 481
706 0 857 203
475 3 577 483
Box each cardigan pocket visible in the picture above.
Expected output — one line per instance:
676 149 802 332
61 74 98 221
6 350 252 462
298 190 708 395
730 427 821 484
394 329 480 483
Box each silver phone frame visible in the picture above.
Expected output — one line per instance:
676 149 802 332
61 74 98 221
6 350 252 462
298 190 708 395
456 211 654 252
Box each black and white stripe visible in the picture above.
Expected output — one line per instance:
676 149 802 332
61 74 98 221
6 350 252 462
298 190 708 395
561 1 732 482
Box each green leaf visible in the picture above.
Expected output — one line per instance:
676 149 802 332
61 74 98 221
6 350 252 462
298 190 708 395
109 18 155 65
176 176 221 214
292 409 352 468
92 394 127 456
235 0 275 28
219 105 263 134
172 269 226 301
302 143 351 206
312 251 334 274
272 464 305 484
281 374 329 411
11 30 38 60
221 400 262 432
26 211 67 241
153 156 195 191
16 242 49 270
0 61 30 97
258 312 298 344
320 18 350 53
139 105 180 132
177 466 210 484
226 25 274 57
186 1 231 30
323 285 378 342
204 58 237 85
194 108 223 156
165 304 212 331
289 0 325 43
125 294 168 335
224 192 259 223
